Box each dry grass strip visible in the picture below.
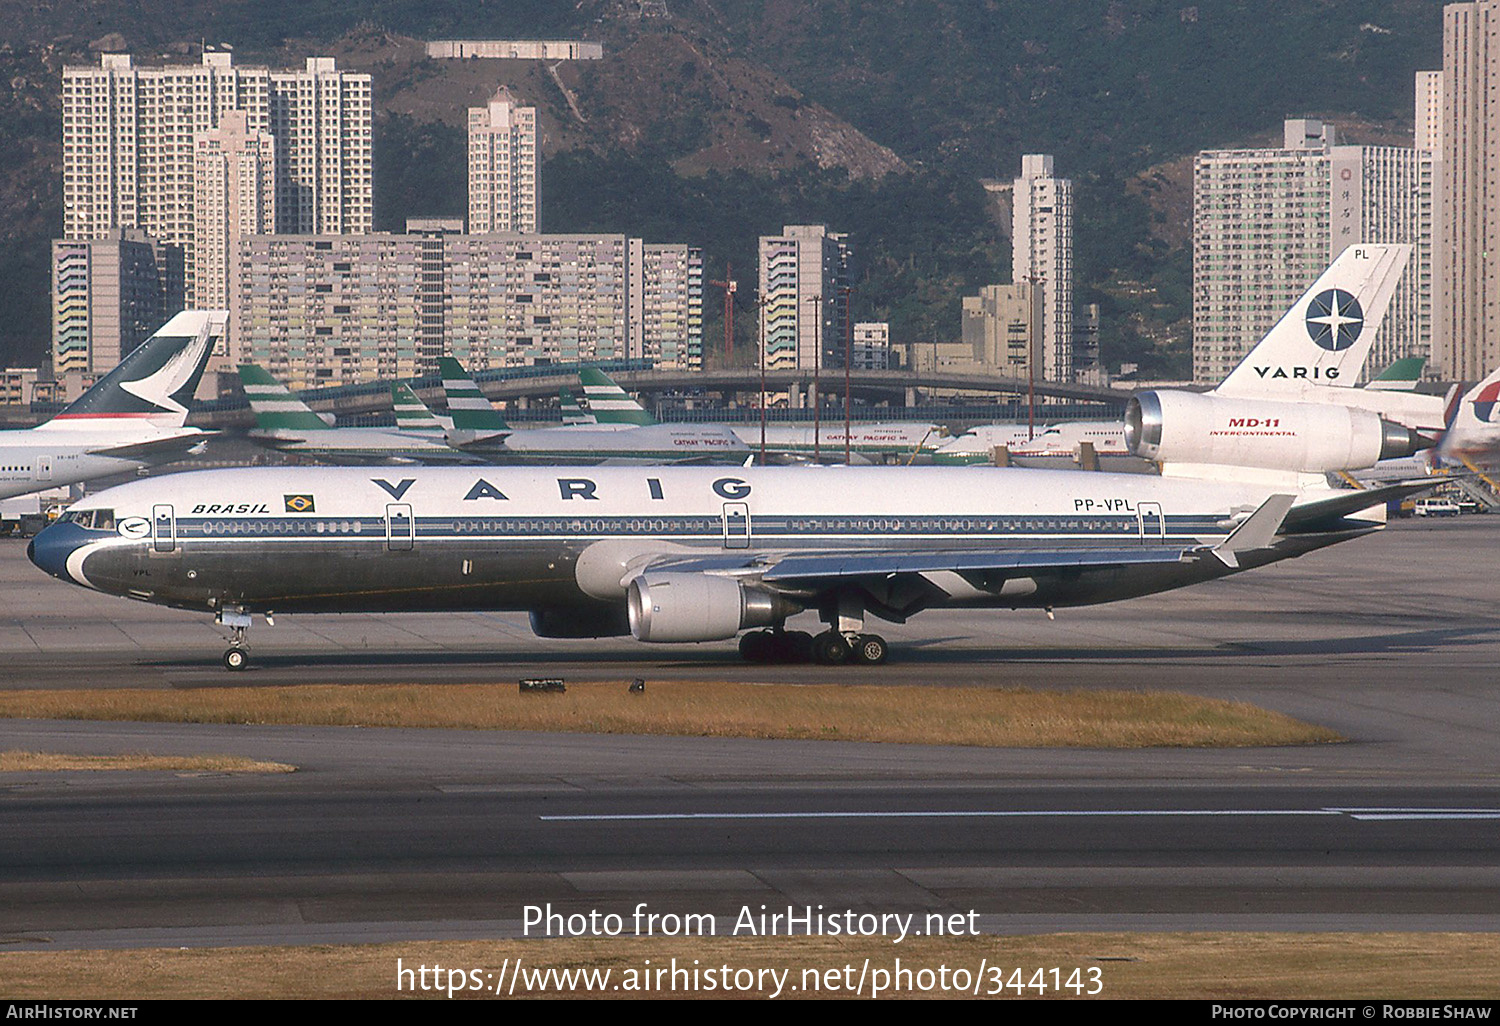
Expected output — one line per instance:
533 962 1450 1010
0 751 295 773
0 682 1341 748
1 933 1495 999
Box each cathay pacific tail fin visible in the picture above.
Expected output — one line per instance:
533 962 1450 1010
52 311 225 428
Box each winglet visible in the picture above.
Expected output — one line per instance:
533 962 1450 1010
1212 493 1296 569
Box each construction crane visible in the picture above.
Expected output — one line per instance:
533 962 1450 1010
709 264 737 361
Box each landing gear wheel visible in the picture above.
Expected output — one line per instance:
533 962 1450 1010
811 630 850 665
738 631 771 663
223 647 249 671
775 631 813 663
851 634 888 665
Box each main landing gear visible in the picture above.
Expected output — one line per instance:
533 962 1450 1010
738 628 888 665
738 593 889 666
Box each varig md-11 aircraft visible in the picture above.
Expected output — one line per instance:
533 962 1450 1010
30 462 1424 670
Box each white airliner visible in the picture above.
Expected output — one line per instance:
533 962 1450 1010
238 365 475 464
1125 244 1436 480
438 359 748 463
933 421 1127 464
30 461 1427 670
0 311 223 502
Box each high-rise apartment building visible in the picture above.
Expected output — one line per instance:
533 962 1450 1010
758 225 849 372
233 229 702 389
192 111 276 317
61 51 372 295
1011 154 1073 382
50 230 174 376
468 87 539 234
1193 119 1432 383
58 51 371 376
1437 1 1500 380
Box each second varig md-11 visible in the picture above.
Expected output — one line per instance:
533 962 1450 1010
29 463 1426 669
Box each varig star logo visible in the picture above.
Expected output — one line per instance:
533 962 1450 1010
284 494 316 513
1304 288 1364 352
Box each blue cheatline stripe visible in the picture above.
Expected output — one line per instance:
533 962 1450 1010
147 512 1226 543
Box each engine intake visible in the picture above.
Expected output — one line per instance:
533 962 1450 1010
627 573 797 643
1125 390 1429 473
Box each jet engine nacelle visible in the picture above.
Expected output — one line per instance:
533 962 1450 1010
627 573 796 643
1125 391 1429 473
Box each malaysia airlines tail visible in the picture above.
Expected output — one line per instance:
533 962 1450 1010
1438 364 1500 467
48 311 224 432
1213 243 1411 398
437 357 510 444
579 368 656 426
238 365 336 432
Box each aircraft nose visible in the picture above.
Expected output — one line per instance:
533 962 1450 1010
28 521 92 583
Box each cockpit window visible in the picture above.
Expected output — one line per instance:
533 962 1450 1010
61 509 115 530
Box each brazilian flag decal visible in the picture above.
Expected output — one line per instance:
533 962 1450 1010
284 494 316 513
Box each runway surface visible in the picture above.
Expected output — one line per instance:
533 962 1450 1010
1 517 1498 949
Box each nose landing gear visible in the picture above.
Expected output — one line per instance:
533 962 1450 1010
217 607 253 671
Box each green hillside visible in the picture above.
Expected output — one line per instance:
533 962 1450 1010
0 1 1446 376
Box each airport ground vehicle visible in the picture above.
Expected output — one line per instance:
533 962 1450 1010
1413 498 1461 517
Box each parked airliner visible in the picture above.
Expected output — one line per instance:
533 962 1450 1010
0 311 222 502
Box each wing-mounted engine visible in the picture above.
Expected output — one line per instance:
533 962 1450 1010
1125 391 1430 474
627 573 800 642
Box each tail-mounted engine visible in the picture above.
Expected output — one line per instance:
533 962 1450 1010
1125 391 1429 473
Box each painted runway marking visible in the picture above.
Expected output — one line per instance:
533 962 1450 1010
540 808 1500 823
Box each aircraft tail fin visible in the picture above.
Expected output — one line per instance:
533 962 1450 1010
238 364 335 431
579 367 655 426
51 311 225 428
1437 363 1500 463
1365 356 1427 391
437 357 509 434
1214 244 1411 397
559 386 596 425
392 382 446 433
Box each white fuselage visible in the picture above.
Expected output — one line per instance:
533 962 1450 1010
0 421 205 500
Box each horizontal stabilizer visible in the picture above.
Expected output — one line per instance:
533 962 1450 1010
1283 480 1438 532
1211 493 1295 568
86 431 211 460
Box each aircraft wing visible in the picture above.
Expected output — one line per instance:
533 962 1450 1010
634 544 1203 589
626 493 1341 602
85 432 211 460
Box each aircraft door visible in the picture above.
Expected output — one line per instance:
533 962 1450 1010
1137 502 1165 544
151 504 176 553
385 503 414 551
722 502 750 549
34 456 52 482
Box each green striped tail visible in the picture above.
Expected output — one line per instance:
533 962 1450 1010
437 357 509 433
238 364 333 431
579 367 655 426
392 382 445 433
